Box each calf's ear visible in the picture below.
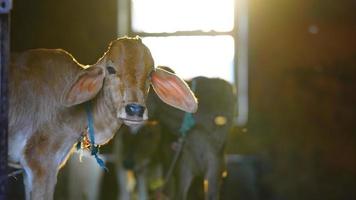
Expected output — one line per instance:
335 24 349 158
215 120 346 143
62 66 105 107
151 68 198 113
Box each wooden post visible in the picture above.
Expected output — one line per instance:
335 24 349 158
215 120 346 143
0 0 12 199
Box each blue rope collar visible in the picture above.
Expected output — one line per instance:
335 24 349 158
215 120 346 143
77 101 108 171
178 79 197 136
163 80 198 186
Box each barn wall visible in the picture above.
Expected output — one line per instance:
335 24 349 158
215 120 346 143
245 0 356 199
11 0 117 64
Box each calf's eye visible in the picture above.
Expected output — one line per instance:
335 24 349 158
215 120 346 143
106 66 116 74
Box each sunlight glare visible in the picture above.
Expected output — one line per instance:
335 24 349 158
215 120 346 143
132 0 234 32
143 36 234 82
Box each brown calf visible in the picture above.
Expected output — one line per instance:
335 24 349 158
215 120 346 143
8 37 197 200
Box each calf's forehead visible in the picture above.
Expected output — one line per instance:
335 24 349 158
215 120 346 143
108 39 154 70
109 39 154 88
108 38 154 101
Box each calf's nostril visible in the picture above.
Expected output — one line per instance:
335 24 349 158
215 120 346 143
125 104 145 117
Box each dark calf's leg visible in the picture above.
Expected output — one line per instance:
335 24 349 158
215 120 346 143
205 158 223 200
176 162 194 200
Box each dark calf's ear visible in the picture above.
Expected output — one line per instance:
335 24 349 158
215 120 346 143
151 68 198 113
62 66 104 107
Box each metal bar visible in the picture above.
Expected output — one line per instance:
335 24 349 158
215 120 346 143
117 0 130 36
0 0 12 199
127 0 133 36
235 0 249 126
131 30 234 37
0 0 12 14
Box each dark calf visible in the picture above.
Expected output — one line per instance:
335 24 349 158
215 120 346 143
150 75 237 200
114 121 163 200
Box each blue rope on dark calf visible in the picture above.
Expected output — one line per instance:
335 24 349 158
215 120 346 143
85 101 108 171
179 113 195 136
179 79 197 136
163 79 198 188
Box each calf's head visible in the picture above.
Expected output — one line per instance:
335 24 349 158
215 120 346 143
62 37 197 126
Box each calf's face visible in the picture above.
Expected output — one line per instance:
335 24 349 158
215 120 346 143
62 37 198 127
104 38 154 126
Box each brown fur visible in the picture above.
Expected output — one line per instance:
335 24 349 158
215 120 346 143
9 37 155 200
9 37 198 200
24 134 48 179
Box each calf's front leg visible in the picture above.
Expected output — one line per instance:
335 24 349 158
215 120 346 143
22 131 74 200
204 156 224 200
137 171 148 200
176 162 194 200
22 162 58 200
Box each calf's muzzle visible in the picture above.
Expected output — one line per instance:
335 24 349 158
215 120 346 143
125 103 145 117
